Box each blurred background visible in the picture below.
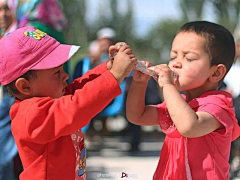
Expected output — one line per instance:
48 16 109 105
60 1 240 179
62 0 240 66
1 0 240 179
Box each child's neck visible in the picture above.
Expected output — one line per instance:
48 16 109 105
185 85 218 102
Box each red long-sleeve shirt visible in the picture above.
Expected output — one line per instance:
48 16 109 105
10 62 121 180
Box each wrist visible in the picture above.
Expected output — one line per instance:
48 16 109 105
132 77 150 84
132 79 149 87
163 83 176 91
109 69 123 84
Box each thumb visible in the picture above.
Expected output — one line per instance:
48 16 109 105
109 45 117 54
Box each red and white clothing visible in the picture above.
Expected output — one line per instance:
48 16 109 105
10 62 121 180
153 90 240 180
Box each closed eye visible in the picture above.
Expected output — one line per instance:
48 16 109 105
186 58 193 62
54 70 60 74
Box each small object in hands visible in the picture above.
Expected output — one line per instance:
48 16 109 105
113 43 127 57
113 43 157 77
113 44 178 79
118 43 126 48
135 60 158 77
135 62 179 83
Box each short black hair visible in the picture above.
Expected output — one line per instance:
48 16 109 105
179 21 235 84
4 71 37 97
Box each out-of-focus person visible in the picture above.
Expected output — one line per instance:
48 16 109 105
0 88 18 180
74 28 119 136
97 27 116 64
0 0 16 38
223 38 240 99
73 40 101 79
0 1 19 180
223 29 240 179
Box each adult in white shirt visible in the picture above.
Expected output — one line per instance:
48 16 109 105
223 38 240 179
224 39 240 98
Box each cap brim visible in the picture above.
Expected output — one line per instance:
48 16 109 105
31 44 80 70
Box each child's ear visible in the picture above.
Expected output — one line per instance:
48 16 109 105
209 64 226 83
15 78 32 96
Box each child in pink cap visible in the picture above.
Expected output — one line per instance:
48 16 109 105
0 26 137 180
127 21 240 180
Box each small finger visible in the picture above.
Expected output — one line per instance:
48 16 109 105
119 45 131 52
115 42 127 49
128 54 135 59
124 48 133 55
144 61 152 67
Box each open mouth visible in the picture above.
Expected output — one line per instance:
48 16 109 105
62 86 67 95
173 71 178 79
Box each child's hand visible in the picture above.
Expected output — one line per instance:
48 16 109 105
110 44 137 84
151 64 177 89
133 61 151 83
107 42 127 70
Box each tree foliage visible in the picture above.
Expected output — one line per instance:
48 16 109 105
60 0 240 65
210 0 240 32
180 0 205 21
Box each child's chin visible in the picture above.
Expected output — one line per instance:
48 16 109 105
61 90 66 96
176 85 185 92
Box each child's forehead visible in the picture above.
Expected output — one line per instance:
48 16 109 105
35 65 63 73
172 32 206 49
175 31 205 40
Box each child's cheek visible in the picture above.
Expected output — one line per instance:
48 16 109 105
184 65 196 79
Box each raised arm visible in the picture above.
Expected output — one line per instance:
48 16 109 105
163 84 223 137
66 61 109 94
126 61 159 126
66 42 136 94
12 43 138 144
152 64 223 138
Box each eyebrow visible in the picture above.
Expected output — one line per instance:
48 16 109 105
171 50 199 56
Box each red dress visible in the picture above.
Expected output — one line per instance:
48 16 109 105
153 91 240 180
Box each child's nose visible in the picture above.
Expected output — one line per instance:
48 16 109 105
63 71 69 81
172 61 182 68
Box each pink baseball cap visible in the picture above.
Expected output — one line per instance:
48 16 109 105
0 26 80 85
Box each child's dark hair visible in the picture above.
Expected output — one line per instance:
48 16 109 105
4 71 37 97
179 21 235 84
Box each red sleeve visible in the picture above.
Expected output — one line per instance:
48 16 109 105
66 61 108 94
190 91 238 139
197 104 233 136
11 69 121 144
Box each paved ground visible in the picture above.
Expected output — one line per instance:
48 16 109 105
85 135 163 180
85 135 240 180
84 116 240 180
